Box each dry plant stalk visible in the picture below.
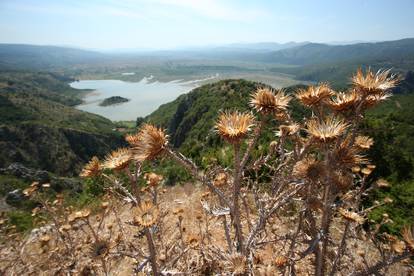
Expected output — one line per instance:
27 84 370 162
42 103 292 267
1 68 413 275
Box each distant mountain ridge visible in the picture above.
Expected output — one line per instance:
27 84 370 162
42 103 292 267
0 44 106 70
261 38 414 65
1 38 414 87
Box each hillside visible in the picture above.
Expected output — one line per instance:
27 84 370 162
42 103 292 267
0 72 123 175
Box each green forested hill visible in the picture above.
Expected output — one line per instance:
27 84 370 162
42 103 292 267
0 72 123 175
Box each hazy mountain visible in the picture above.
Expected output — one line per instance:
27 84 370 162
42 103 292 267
262 38 414 65
0 44 106 70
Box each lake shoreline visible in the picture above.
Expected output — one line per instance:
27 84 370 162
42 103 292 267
69 77 197 121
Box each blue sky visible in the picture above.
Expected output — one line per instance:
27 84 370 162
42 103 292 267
1 0 414 50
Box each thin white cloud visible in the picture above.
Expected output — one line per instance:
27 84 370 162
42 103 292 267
153 0 267 20
105 0 269 21
3 0 268 22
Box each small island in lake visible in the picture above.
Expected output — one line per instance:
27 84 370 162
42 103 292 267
99 96 130 106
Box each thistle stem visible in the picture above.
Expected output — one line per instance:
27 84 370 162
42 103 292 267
144 227 159 276
233 143 245 253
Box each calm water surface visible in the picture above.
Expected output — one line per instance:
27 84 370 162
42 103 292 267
70 77 199 121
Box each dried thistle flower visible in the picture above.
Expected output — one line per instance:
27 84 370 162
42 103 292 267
213 172 228 187
227 253 247 275
332 171 354 190
306 116 348 143
68 209 91 223
274 255 288 267
296 83 334 107
172 207 184 215
134 200 159 227
307 197 323 211
361 167 373 176
276 123 300 137
90 240 110 258
102 148 131 171
250 87 290 114
23 186 38 197
338 208 364 224
59 224 71 232
376 179 390 188
215 111 254 144
144 172 163 187
125 132 141 146
293 156 324 181
355 136 374 149
256 265 277 275
186 233 200 248
101 201 110 209
352 68 399 94
402 226 414 251
132 124 168 161
80 156 101 178
357 250 365 257
364 92 392 108
332 142 367 169
391 240 406 254
328 90 360 112
39 234 51 246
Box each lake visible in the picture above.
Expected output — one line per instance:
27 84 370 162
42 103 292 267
70 77 202 121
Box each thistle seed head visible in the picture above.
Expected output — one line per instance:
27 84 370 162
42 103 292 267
250 87 290 114
355 135 374 149
293 156 325 181
352 68 399 94
363 91 392 108
306 116 348 143
133 200 159 227
296 83 334 107
227 253 247 275
215 111 254 144
144 172 163 187
332 141 367 169
402 226 414 251
338 208 364 224
274 255 288 267
79 156 101 178
276 123 300 137
328 90 360 112
90 240 110 258
213 172 228 187
131 124 168 161
102 148 131 171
